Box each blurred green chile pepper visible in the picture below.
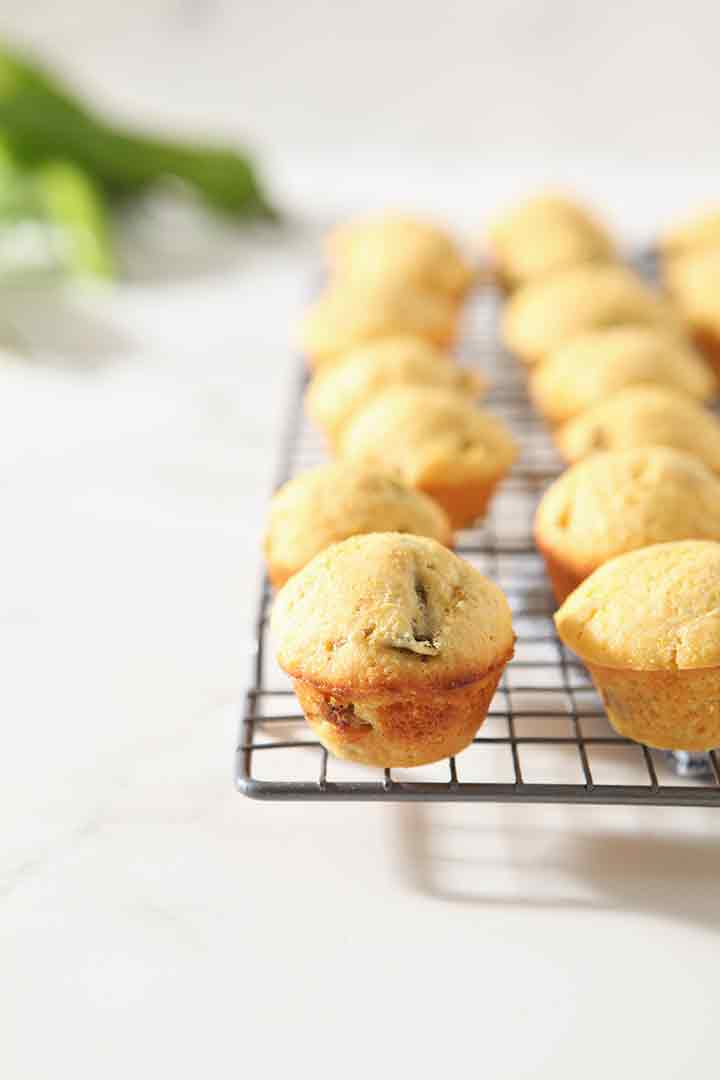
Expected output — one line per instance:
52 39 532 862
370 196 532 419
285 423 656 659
0 44 276 279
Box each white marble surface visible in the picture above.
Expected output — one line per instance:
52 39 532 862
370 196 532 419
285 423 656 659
2 8 720 1076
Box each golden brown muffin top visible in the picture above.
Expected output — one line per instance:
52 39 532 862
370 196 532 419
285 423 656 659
555 540 720 671
530 326 715 425
298 279 458 370
326 214 474 297
662 205 720 258
339 386 518 486
488 193 615 289
535 447 720 576
264 464 452 577
501 263 681 365
305 335 485 445
556 385 720 472
271 533 514 692
665 248 720 334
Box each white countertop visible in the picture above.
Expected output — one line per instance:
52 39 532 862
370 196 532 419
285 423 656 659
2 4 720 1069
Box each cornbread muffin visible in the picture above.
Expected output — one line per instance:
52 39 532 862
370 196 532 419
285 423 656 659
661 205 720 259
501 264 682 366
535 448 720 603
664 248 720 377
555 540 720 750
299 279 459 371
530 326 715 426
305 335 486 447
264 464 453 588
327 214 474 298
488 193 615 291
556 386 720 472
271 533 514 766
339 386 518 528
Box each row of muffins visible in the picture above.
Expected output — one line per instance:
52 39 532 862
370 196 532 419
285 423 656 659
266 215 498 590
266 214 512 590
268 213 520 767
663 206 720 376
491 193 720 752
495 201 720 472
490 194 720 595
296 216 518 532
267 217 489 587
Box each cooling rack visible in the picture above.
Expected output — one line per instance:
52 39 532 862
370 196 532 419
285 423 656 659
236 259 720 806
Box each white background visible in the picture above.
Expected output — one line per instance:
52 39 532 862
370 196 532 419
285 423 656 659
1 5 719 1079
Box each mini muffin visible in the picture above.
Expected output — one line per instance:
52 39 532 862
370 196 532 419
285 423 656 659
305 335 486 446
535 447 720 603
271 533 514 767
338 386 518 528
661 205 720 259
556 385 720 473
664 248 720 377
299 279 459 371
501 263 682 367
326 214 474 299
488 193 615 291
264 464 453 588
530 326 715 426
555 540 720 751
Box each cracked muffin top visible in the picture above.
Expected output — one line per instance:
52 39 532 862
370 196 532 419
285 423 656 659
662 205 720 259
305 335 485 445
264 464 452 580
556 386 720 472
326 214 474 297
271 533 514 692
338 386 517 486
530 325 716 425
501 264 682 365
488 193 615 289
665 248 720 335
535 447 720 575
299 279 459 370
555 540 720 671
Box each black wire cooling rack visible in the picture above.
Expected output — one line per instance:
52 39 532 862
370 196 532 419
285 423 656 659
236 262 720 806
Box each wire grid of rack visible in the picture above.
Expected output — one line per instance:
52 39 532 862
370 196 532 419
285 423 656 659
236 262 720 806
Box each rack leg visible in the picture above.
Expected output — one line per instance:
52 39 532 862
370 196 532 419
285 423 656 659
668 751 712 778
